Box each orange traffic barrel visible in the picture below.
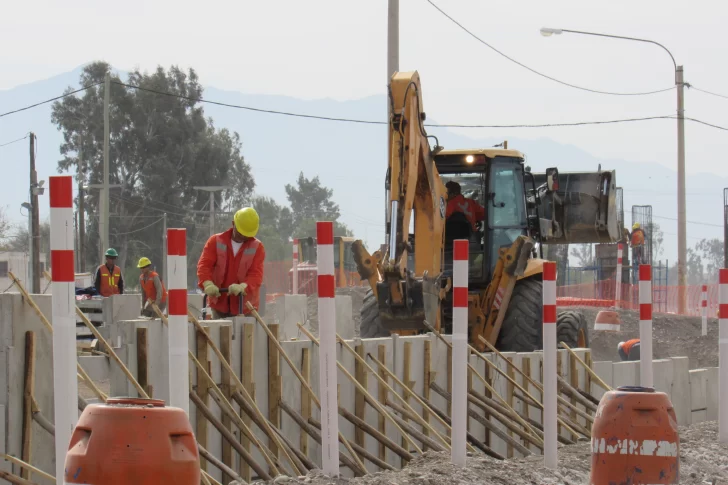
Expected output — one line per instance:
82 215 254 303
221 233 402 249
591 386 679 484
594 310 621 332
65 398 200 484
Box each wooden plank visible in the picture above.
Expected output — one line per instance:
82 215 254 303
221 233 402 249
220 325 233 485
267 323 281 466
401 342 412 453
300 347 311 457
584 350 593 398
354 343 367 448
136 327 150 397
377 344 387 464
569 350 579 423
196 325 210 472
240 324 255 483
422 340 432 448
484 359 491 447
557 351 563 437
21 331 35 481
446 345 452 415
506 357 514 458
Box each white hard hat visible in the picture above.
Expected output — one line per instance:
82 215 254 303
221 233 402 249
617 341 625 350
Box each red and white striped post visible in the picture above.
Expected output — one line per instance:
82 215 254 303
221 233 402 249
719 269 728 443
167 228 189 416
615 243 623 308
316 222 339 476
451 240 468 466
542 261 557 469
639 264 653 388
701 284 708 336
292 238 299 294
49 176 79 482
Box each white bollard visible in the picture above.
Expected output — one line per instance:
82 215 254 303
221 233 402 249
292 238 299 295
702 284 708 337
639 264 653 388
719 269 728 443
542 261 558 469
167 228 190 416
451 239 468 466
615 243 623 308
49 176 79 483
316 222 339 476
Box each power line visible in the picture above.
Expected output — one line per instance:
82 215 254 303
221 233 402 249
652 214 723 228
689 85 728 100
684 117 728 132
112 216 164 236
423 0 675 97
0 82 103 118
0 134 29 148
430 115 674 129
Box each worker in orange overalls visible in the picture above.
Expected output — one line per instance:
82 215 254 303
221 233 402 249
630 222 646 266
94 248 124 297
617 339 641 361
197 207 266 319
445 181 485 231
137 257 167 317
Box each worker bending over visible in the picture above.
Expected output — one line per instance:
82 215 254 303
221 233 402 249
630 223 646 266
94 248 124 297
445 181 485 231
197 207 265 318
617 339 640 361
138 257 167 317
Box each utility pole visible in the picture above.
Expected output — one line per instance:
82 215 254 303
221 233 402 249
193 186 229 236
676 66 687 313
386 0 399 242
29 133 41 294
100 71 111 263
162 212 168 286
77 134 86 273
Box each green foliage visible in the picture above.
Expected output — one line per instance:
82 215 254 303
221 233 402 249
695 237 724 282
51 62 254 283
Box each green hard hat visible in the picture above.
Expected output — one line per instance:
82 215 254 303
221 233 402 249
105 248 119 258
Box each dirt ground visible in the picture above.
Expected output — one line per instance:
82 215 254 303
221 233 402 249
260 421 728 485
578 306 719 369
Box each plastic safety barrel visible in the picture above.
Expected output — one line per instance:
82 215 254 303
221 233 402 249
591 386 679 484
65 398 200 484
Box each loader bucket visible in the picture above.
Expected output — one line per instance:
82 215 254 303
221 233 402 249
533 169 619 244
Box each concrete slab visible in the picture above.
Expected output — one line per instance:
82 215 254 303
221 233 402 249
652 359 673 400
273 295 308 341
591 361 613 401
671 357 691 426
705 367 719 421
612 361 638 388
335 296 354 340
78 355 110 383
689 369 707 421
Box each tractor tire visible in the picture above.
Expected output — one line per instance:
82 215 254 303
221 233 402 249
496 277 544 352
359 288 391 339
556 310 590 349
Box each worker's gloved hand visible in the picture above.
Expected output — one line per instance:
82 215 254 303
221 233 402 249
202 280 221 297
229 283 247 296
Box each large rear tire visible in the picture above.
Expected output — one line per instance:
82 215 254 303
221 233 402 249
496 277 544 352
495 277 590 352
556 310 590 348
359 288 390 338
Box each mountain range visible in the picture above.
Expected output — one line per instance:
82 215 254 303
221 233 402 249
1 64 725 262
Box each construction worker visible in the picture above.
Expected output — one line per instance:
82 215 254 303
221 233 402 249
617 339 641 361
138 257 167 317
196 207 265 318
630 222 646 266
445 181 485 231
94 248 124 297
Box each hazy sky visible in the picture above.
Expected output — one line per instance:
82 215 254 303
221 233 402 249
1 0 727 187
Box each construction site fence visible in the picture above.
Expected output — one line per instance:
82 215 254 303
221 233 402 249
557 279 716 316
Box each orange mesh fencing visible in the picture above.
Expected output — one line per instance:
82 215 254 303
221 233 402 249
263 260 364 299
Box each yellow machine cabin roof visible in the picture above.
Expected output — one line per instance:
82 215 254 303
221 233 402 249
435 148 525 160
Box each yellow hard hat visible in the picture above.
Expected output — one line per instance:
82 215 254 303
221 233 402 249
137 257 152 268
234 207 260 237
632 222 640 230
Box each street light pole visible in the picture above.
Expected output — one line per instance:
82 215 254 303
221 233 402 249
193 186 229 237
540 27 688 312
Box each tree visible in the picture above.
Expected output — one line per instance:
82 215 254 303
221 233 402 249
545 244 569 285
695 238 724 283
284 172 352 238
569 244 594 267
51 62 254 283
252 196 294 261
5 221 51 268
646 222 664 261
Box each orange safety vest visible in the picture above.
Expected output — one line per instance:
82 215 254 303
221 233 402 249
98 264 121 297
631 229 645 247
622 339 640 354
139 271 167 304
446 194 486 231
208 236 262 314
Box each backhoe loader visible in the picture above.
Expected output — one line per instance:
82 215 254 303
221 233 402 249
352 71 619 352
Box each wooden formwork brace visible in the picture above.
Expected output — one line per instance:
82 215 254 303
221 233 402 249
246 304 370 473
186 309 305 477
2 454 54 483
338 406 414 462
11 272 108 403
198 444 246 484
0 469 38 485
21 332 35 481
560 342 612 392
